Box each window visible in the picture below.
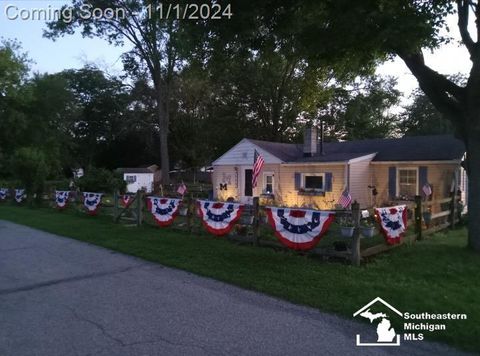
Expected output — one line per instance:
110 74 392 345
398 168 418 198
302 173 324 191
126 175 136 184
263 172 274 194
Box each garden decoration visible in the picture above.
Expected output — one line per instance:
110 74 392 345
197 200 244 236
266 207 335 250
14 189 25 203
83 192 103 215
146 197 182 227
55 191 70 209
374 205 408 245
0 188 8 201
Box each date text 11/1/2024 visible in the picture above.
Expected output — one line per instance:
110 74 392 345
146 3 233 20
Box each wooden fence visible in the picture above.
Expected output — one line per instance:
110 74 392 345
7 189 462 266
108 191 463 266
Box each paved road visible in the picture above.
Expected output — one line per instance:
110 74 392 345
0 220 467 356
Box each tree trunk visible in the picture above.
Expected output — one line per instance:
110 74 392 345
466 126 480 250
156 87 170 184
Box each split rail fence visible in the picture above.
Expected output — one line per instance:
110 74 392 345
4 188 463 265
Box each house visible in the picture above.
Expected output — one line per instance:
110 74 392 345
211 128 467 209
117 165 161 193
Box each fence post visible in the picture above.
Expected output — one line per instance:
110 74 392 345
187 194 194 233
136 190 143 227
450 174 458 229
450 195 457 229
351 201 361 266
252 197 260 246
414 195 422 240
113 190 119 222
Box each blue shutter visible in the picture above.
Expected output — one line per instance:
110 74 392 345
388 167 396 199
325 172 333 192
294 173 301 190
419 166 428 195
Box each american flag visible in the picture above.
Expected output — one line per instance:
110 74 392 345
177 182 187 196
252 149 265 188
338 188 352 208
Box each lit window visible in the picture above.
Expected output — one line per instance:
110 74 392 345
302 173 324 191
263 173 274 194
398 169 417 198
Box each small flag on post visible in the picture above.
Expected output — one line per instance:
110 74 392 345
422 183 432 197
252 149 265 188
338 188 352 208
177 182 187 196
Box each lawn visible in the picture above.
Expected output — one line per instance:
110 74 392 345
0 204 478 352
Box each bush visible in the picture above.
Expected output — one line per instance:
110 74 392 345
10 147 59 204
76 167 125 193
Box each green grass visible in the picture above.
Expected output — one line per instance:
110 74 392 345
0 204 479 352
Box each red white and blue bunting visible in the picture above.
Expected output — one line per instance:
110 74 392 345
15 189 26 203
266 207 335 250
0 188 8 201
374 205 408 245
55 191 70 209
146 197 182 227
83 192 103 215
197 200 244 236
121 194 134 207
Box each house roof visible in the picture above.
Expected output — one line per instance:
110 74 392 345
117 168 154 174
246 135 464 163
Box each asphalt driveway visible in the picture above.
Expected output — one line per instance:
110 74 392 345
0 220 467 355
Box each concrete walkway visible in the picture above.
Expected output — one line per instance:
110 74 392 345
0 220 467 355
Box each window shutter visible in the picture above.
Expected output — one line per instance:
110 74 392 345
294 173 301 190
388 167 396 199
325 172 333 192
419 166 428 195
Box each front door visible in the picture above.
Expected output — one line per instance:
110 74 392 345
244 169 253 197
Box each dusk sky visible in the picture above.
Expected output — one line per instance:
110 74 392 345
0 0 473 99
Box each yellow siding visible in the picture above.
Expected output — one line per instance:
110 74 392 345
372 163 459 207
212 165 239 201
213 163 345 209
265 164 345 209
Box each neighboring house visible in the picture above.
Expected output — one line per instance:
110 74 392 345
117 165 161 193
211 128 467 209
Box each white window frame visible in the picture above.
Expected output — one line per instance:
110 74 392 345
262 172 274 194
301 173 325 192
397 167 419 197
125 175 137 184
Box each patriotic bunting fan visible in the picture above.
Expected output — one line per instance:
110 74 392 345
146 197 182 227
15 189 25 203
374 205 408 245
266 207 335 250
55 191 70 209
121 194 133 207
197 200 244 236
0 188 8 201
83 192 103 215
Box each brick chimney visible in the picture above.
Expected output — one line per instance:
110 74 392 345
303 127 318 157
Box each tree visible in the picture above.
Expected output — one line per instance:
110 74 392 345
45 0 188 183
400 88 454 136
224 0 480 250
0 40 31 175
319 76 401 141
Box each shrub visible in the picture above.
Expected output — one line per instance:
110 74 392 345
76 167 125 193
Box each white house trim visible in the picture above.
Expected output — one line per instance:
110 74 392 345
347 153 377 164
212 138 283 165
